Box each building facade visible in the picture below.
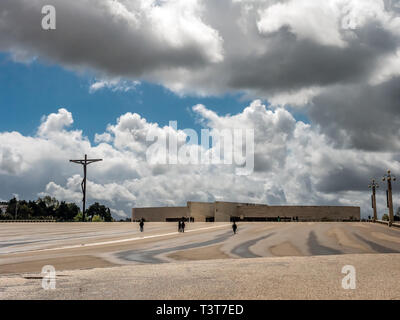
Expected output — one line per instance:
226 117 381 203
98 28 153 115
132 201 360 222
0 202 8 215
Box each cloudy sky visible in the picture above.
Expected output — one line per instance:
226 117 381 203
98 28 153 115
1 0 400 219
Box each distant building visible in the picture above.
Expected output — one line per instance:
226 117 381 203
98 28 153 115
0 202 8 214
132 201 360 222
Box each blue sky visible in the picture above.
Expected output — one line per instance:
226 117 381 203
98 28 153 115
0 53 310 141
0 53 251 139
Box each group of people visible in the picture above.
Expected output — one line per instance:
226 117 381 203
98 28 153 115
139 217 238 235
138 217 187 233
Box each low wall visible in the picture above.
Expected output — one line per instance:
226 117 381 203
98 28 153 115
237 206 360 221
0 220 57 223
132 202 361 222
376 220 400 228
132 206 188 222
214 202 269 222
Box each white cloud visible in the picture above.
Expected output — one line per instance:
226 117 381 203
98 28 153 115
94 132 113 144
257 0 397 48
1 0 400 219
1 0 399 105
38 108 73 137
370 49 400 85
1 104 399 219
89 79 141 93
257 0 347 47
266 87 324 108
0 0 224 80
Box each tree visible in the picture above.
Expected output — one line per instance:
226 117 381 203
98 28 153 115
86 202 113 222
2 196 111 222
42 196 59 217
35 198 48 217
395 207 400 221
103 207 113 222
17 204 33 219
54 201 80 221
43 195 59 208
5 198 32 219
73 212 87 222
67 203 80 220
6 197 18 218
91 215 103 222
28 200 41 218
0 212 14 220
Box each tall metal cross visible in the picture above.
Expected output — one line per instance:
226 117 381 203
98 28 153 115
70 154 103 222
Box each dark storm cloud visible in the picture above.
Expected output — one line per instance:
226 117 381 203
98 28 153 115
316 165 381 193
1 0 399 101
227 27 392 93
309 77 400 151
0 0 223 76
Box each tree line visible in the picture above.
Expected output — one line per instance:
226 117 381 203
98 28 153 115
382 207 400 222
0 196 113 222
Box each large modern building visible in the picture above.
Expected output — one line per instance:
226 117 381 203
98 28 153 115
132 201 360 222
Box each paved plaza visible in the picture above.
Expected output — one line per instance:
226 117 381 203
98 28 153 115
1 222 399 299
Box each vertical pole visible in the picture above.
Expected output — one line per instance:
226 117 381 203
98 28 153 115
13 194 19 220
383 170 396 227
372 184 377 222
82 154 87 222
388 178 394 227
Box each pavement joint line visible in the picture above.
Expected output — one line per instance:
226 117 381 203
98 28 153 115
1 224 231 255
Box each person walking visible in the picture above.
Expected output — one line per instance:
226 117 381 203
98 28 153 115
232 221 238 234
181 219 186 233
139 218 144 232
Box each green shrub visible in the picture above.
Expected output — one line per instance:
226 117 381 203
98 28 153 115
91 215 103 222
73 212 87 222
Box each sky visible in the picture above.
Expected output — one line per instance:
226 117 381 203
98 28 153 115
1 0 400 219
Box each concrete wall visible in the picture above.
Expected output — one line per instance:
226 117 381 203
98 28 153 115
187 202 215 222
214 202 242 222
237 205 360 221
214 202 270 222
132 206 188 222
132 202 361 222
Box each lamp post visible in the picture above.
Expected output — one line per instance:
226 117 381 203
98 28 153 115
368 179 379 222
382 170 396 227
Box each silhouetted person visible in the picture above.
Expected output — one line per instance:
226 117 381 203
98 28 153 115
178 220 182 232
139 218 144 232
232 221 238 234
181 219 186 233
